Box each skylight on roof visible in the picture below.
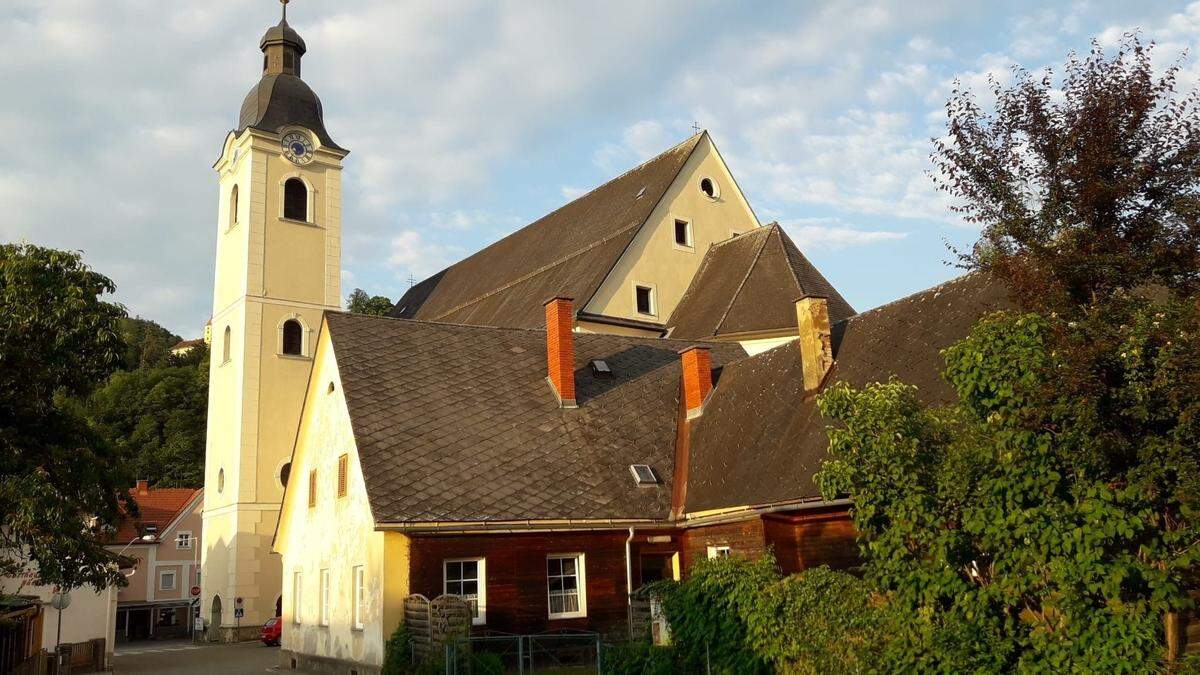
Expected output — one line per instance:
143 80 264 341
590 359 613 378
635 187 646 199
630 464 659 486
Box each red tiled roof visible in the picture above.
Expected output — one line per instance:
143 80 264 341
107 485 201 545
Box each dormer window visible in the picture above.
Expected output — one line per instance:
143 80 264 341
284 178 308 221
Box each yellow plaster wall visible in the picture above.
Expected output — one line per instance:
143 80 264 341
276 325 409 667
584 134 760 324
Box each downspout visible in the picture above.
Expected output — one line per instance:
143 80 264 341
624 526 635 602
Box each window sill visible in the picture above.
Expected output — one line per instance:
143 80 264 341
548 613 586 621
277 353 312 361
279 216 320 228
672 242 695 253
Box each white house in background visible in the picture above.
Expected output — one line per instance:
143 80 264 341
0 566 119 670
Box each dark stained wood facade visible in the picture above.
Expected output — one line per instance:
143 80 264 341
405 508 859 636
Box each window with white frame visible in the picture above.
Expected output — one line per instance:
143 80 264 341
293 571 302 624
634 285 655 317
546 554 586 619
352 565 365 630
175 532 192 549
443 558 486 625
706 545 732 559
160 570 177 591
319 568 330 626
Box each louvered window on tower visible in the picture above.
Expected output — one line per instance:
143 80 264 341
629 464 659 486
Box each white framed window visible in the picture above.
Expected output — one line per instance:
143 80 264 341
175 532 192 549
293 571 302 624
673 218 693 250
159 570 177 591
633 284 656 317
319 568 330 626
444 558 486 625
546 554 587 619
352 565 365 630
706 545 732 559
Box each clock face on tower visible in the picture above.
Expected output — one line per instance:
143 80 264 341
281 131 315 165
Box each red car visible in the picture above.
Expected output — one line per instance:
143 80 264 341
261 617 281 646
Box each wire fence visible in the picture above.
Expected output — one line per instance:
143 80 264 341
445 631 603 674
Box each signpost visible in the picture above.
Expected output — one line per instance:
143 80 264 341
235 597 244 634
50 590 71 671
190 586 201 597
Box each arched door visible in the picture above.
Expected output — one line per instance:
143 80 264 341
275 595 282 618
210 595 222 640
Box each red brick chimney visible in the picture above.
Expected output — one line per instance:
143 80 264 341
679 346 713 419
544 296 577 408
135 479 149 496
795 295 833 392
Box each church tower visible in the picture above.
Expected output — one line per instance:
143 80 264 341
201 1 347 641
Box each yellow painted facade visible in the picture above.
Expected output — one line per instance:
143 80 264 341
585 133 761 325
201 125 346 639
274 319 410 670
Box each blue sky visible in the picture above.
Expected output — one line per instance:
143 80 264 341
2 1 1198 336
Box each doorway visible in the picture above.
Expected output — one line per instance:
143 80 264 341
639 554 676 586
209 595 222 640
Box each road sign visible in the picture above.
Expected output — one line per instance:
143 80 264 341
190 585 201 597
235 596 244 606
49 592 71 610
234 608 245 619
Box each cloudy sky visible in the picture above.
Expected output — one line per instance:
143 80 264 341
2 0 1198 336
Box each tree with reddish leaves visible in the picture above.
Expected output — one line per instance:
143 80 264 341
933 35 1200 312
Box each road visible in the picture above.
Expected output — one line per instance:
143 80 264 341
112 639 280 674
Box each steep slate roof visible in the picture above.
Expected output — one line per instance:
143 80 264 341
108 486 201 544
391 134 704 329
325 312 743 523
684 273 1012 513
666 224 855 340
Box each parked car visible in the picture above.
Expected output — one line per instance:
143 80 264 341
260 617 281 646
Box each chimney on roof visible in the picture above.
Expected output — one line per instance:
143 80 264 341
679 346 713 419
136 479 149 496
796 296 833 392
544 296 577 408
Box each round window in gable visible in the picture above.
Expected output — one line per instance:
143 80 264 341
700 177 719 199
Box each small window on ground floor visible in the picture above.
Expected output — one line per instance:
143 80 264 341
547 554 586 619
706 545 732 559
444 558 486 625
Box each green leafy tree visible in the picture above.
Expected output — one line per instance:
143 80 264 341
347 288 394 316
118 316 180 370
0 244 134 590
83 349 209 488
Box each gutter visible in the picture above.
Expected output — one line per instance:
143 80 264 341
681 497 851 528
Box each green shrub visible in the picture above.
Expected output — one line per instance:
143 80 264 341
381 624 411 675
471 650 504 675
653 554 778 674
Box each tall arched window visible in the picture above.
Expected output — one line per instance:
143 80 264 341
229 185 239 227
283 178 308 221
282 319 304 356
222 326 232 364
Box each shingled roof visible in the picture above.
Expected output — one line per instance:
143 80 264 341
390 134 704 329
684 273 1012 513
666 224 855 340
325 312 743 524
107 484 201 544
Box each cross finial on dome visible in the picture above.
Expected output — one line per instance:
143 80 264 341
281 0 289 22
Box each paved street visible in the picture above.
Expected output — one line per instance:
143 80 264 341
113 639 279 674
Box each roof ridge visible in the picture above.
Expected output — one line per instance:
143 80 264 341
711 225 775 336
844 271 982 323
332 308 736 350
425 220 645 321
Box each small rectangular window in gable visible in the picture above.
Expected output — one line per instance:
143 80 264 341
635 286 654 316
308 469 317 508
674 219 692 247
337 454 348 498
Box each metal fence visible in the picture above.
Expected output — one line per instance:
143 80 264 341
444 631 602 674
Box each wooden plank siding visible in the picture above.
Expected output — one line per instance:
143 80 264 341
680 518 767 572
763 508 859 575
408 531 631 636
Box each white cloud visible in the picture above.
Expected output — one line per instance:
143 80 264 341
386 230 464 280
782 219 908 251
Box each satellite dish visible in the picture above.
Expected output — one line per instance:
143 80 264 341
50 592 71 611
